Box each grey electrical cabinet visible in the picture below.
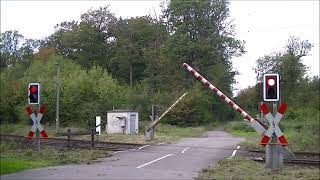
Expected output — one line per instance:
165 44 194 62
106 110 139 135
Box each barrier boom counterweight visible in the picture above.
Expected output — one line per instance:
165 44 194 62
183 63 266 136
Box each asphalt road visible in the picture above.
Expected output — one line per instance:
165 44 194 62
1 130 244 180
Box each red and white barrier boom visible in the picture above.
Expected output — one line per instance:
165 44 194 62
26 106 48 139
182 63 266 136
260 103 288 146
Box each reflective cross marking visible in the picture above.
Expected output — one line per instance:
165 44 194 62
25 106 48 139
260 103 288 146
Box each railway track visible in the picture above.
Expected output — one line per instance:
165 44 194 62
243 149 320 166
0 134 143 151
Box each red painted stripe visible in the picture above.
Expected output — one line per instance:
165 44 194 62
229 101 235 107
237 108 243 114
183 63 188 68
278 103 288 114
260 135 270 145
40 130 48 138
27 131 34 140
197 75 203 81
220 94 226 100
213 88 218 93
191 69 196 74
278 135 288 146
39 106 46 114
260 104 270 115
26 106 33 115
245 115 252 121
204 81 211 88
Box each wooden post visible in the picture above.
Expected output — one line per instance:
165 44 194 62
67 129 71 147
91 128 95 147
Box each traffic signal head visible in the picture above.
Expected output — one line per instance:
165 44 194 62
153 105 160 116
28 83 40 104
263 74 279 102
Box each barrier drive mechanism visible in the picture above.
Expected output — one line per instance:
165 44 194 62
26 105 48 139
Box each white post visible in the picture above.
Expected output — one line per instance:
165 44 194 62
96 116 101 135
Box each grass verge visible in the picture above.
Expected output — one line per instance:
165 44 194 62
0 142 111 175
197 158 320 180
224 110 320 153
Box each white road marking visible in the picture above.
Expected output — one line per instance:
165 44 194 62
138 145 151 150
157 143 165 145
228 146 240 159
136 154 174 169
181 147 190 154
112 151 126 154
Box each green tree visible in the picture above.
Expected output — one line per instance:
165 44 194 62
160 0 244 93
46 6 117 71
254 36 312 103
110 16 167 87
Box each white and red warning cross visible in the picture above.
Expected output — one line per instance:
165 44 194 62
260 103 288 146
25 106 48 139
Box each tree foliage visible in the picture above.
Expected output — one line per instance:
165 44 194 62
2 1 293 127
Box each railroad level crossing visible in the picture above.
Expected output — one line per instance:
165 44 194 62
182 63 293 170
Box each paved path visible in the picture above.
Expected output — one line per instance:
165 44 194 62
1 130 244 180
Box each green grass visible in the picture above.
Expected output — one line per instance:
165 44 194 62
197 158 320 180
0 158 54 175
224 107 320 153
0 142 111 175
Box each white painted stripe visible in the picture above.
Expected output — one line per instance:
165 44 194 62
138 145 151 150
201 78 207 84
112 151 126 154
157 143 165 145
136 154 174 168
274 126 284 137
274 113 283 123
187 66 192 71
37 113 43 122
208 84 215 90
217 91 222 96
241 111 248 117
232 104 239 110
251 120 266 136
37 124 44 132
30 113 37 122
224 97 231 103
194 72 200 77
181 147 190 154
228 146 240 159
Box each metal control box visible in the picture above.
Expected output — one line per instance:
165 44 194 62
106 110 139 135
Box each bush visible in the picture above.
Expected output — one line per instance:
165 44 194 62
0 55 129 127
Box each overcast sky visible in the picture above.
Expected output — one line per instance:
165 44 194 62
1 0 319 94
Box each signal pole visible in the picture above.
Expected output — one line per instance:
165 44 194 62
55 62 60 133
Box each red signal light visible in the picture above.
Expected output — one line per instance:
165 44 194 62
267 79 275 86
263 74 279 102
28 83 40 104
29 86 37 93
